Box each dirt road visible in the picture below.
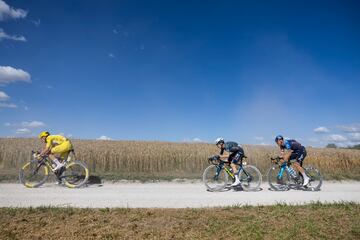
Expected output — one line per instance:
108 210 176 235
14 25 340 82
1 181 359 208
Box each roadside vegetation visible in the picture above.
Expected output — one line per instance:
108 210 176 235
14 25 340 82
1 138 360 182
0 202 359 239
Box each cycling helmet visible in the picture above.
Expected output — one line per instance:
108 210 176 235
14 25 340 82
215 137 224 145
38 131 50 139
274 135 284 142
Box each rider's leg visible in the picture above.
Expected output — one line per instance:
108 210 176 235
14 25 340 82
49 141 72 171
48 153 64 171
230 152 242 186
292 153 309 186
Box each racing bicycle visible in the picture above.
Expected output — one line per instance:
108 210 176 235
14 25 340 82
203 155 262 192
19 150 89 188
267 156 323 191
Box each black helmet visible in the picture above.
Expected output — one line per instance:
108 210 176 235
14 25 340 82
274 135 283 142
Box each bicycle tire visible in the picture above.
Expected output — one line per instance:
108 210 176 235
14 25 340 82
19 160 49 188
303 165 323 191
267 165 290 191
62 160 89 188
202 165 228 191
239 165 262 191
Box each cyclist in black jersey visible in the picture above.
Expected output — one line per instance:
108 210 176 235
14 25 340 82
215 137 245 186
275 135 310 186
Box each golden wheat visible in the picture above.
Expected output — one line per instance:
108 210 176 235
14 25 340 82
0 138 360 180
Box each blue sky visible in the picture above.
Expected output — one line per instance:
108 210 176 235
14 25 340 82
0 0 359 147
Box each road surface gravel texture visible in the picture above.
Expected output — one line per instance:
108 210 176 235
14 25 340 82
0 181 359 208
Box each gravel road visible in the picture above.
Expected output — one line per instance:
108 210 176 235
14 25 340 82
1 181 359 208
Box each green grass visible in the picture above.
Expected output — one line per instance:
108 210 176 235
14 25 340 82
0 202 359 240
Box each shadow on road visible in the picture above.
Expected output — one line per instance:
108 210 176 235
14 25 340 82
86 175 103 187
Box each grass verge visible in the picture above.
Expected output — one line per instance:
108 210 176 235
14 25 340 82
0 202 359 239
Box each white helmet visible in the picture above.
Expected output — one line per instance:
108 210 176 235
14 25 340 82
215 137 224 145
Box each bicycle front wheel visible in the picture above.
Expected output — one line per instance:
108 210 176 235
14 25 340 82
19 160 49 188
202 165 228 191
239 165 262 191
303 165 323 191
267 165 290 191
62 161 89 188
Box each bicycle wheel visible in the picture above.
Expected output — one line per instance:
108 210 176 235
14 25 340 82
267 165 290 191
239 165 262 191
303 165 323 191
19 160 49 188
202 165 228 191
62 161 89 188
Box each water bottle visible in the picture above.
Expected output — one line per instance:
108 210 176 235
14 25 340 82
286 166 297 178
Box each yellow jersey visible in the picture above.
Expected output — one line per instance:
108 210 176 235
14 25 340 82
45 135 69 149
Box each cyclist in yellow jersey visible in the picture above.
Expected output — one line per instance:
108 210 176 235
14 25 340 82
38 131 73 171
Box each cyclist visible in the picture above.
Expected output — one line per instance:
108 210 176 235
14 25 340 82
215 137 245 187
38 131 73 171
274 135 310 186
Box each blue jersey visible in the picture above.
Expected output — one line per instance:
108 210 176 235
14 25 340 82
220 141 244 155
282 139 305 153
224 142 239 152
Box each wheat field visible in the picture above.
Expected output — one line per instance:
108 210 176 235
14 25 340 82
1 138 360 181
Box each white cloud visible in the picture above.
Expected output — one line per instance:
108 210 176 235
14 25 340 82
338 124 360 133
21 121 45 128
254 136 264 141
0 102 17 108
259 142 270 146
349 133 360 142
192 138 203 143
108 53 115 58
16 128 30 134
0 0 27 21
0 90 9 100
0 28 26 42
182 138 205 143
313 126 330 133
0 66 31 84
31 19 40 27
324 134 348 142
97 135 112 140
4 120 45 128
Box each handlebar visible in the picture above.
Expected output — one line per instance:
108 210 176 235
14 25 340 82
208 155 220 165
271 156 283 163
31 150 47 161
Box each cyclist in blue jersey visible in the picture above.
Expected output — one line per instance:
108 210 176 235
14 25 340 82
215 137 245 187
274 135 310 186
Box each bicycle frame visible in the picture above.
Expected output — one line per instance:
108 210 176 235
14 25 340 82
215 160 248 180
272 157 302 184
30 154 71 180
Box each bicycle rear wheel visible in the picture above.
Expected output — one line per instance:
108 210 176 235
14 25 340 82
267 165 290 191
202 165 228 191
239 165 262 191
303 165 323 191
19 160 49 188
62 161 89 188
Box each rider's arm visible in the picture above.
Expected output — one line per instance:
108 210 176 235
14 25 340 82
219 152 230 160
39 146 51 156
39 141 51 156
282 149 293 161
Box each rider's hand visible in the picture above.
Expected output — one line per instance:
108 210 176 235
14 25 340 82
34 153 43 160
